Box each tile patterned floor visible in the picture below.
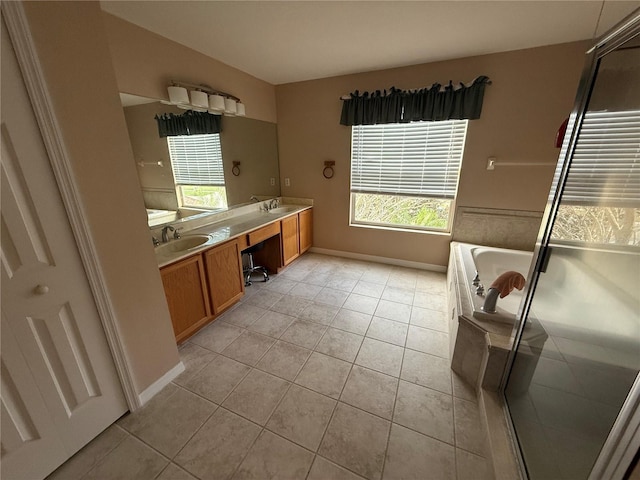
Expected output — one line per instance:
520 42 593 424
47 253 494 480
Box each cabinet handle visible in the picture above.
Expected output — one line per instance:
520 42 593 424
34 284 49 295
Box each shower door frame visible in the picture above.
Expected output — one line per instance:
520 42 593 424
499 9 640 480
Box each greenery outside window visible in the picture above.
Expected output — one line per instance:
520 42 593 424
167 133 228 209
350 120 468 232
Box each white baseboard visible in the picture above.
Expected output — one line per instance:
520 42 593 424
137 361 185 408
308 247 446 272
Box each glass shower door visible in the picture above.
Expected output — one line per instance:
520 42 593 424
503 16 640 480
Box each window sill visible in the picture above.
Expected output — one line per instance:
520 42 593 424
349 221 452 237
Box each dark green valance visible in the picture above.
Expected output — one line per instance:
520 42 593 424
155 110 222 137
340 76 491 126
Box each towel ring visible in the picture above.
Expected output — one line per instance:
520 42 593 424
323 160 335 179
323 166 334 179
232 161 241 176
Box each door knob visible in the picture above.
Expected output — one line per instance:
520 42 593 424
34 284 49 295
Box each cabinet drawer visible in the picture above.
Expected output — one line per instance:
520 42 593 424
247 222 280 246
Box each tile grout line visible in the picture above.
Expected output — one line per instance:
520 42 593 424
307 309 371 480
227 264 365 480
320 293 373 404
176 255 453 479
133 382 478 480
138 384 221 476
187 310 450 395
85 256 449 479
207 312 450 362
230 367 300 476
451 338 461 480
379 295 409 480
75 424 131 480
170 354 261 472
103 428 174 478
224 279 351 475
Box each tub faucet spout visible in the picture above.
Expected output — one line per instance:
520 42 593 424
482 288 500 313
482 270 526 314
161 225 175 243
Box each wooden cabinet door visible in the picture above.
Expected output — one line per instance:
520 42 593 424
299 209 313 254
281 215 300 266
160 255 211 343
204 239 244 314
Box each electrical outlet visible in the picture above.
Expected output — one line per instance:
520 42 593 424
270 177 275 186
285 178 291 187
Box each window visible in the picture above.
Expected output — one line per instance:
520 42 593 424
350 120 468 232
167 134 228 209
551 110 640 246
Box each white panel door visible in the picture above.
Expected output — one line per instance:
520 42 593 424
1 312 68 479
1 17 127 480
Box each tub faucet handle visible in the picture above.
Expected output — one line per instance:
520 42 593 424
472 271 480 286
475 284 485 296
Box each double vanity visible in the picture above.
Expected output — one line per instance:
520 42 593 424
153 200 313 343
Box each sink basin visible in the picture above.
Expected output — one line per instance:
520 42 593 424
268 206 299 214
155 235 211 254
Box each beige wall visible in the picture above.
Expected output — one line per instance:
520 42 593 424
104 6 588 268
276 41 589 266
23 1 180 396
103 13 277 124
123 102 280 209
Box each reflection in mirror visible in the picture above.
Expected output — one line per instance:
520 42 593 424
120 94 280 227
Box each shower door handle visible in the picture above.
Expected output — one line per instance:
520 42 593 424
537 246 553 274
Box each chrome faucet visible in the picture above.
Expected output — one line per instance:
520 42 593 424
262 199 280 211
161 225 175 243
482 287 500 313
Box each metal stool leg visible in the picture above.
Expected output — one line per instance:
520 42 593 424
244 252 269 286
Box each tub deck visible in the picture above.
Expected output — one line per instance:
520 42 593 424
447 242 529 480
448 242 549 392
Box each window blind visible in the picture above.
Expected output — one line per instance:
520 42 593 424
350 120 468 199
560 110 640 206
167 134 225 186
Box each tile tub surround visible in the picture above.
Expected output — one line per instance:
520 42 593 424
452 207 543 252
47 253 496 480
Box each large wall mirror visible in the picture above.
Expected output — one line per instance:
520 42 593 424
120 94 280 227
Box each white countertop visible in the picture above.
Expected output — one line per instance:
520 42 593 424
155 205 311 268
